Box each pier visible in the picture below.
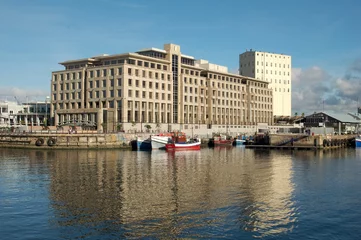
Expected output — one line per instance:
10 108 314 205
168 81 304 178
245 134 355 150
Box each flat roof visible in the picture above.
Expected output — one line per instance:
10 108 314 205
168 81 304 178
137 47 167 53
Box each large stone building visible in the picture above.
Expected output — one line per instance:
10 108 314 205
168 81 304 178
239 50 291 117
50 44 273 132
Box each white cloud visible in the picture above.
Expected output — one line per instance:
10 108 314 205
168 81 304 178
292 61 361 115
0 87 49 103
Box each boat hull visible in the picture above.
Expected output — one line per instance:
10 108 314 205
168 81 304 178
235 139 246 145
214 140 233 146
356 138 361 147
131 137 152 151
151 136 170 149
165 142 201 150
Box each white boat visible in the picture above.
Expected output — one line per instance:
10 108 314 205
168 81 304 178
235 139 246 145
151 132 187 150
151 135 171 149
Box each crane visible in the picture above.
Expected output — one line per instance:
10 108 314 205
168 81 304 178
14 96 21 105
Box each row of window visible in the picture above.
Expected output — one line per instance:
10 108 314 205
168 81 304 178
127 68 171 80
267 79 291 84
54 72 82 81
240 62 290 68
274 88 290 92
256 69 290 76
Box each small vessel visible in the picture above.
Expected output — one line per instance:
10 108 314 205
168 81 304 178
165 138 201 150
131 136 152 151
355 136 361 147
151 135 170 149
234 135 246 145
210 134 234 146
151 132 186 149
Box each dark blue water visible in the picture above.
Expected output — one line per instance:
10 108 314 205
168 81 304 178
1 147 361 239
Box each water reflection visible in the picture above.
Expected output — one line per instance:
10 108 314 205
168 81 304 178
6 148 360 238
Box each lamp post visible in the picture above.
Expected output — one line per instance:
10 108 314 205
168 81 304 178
45 96 50 127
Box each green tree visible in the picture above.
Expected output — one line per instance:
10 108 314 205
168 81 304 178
144 124 152 133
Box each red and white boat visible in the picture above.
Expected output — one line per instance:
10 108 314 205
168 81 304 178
165 140 201 150
213 135 233 146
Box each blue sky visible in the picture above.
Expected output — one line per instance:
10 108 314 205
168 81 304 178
1 0 361 114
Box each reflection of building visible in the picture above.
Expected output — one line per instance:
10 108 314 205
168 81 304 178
45 148 296 238
0 100 50 127
239 50 291 117
51 43 274 132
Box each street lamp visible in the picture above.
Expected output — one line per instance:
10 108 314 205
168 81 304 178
45 96 50 127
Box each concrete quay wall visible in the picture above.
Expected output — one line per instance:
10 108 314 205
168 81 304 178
268 134 354 148
0 133 139 149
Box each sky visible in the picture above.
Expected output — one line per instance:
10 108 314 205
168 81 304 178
0 0 361 115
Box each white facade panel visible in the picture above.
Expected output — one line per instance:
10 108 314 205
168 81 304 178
239 50 292 117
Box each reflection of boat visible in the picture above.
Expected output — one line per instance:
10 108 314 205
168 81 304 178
131 136 152 151
165 139 201 150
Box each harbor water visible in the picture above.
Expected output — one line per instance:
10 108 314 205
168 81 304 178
1 147 361 239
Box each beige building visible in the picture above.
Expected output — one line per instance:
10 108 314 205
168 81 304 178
51 44 273 132
239 50 291 117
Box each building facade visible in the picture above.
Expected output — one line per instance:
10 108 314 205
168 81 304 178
239 50 291 117
0 100 50 127
51 44 273 131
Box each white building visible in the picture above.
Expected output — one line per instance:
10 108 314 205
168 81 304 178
0 100 50 127
239 50 292 117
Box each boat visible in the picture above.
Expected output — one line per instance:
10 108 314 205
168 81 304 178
234 135 246 145
151 132 187 149
209 134 233 146
131 136 152 151
165 138 201 150
356 136 361 147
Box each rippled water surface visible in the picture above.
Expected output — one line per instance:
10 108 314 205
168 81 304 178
1 147 361 239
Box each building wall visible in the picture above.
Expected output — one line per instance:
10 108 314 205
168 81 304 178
239 50 291 117
51 44 274 131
